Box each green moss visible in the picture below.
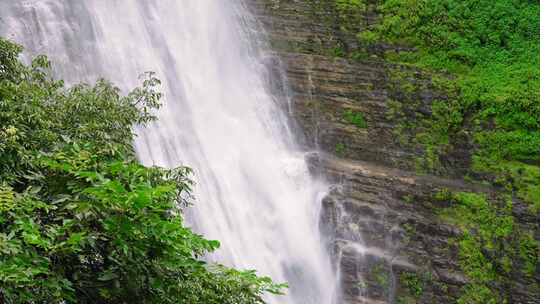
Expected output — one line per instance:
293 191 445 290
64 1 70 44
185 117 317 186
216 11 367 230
457 284 499 304
435 190 540 302
335 143 346 156
441 192 514 244
473 160 540 212
402 194 414 204
457 232 498 283
385 67 460 174
433 188 453 201
343 109 367 128
356 280 367 290
518 232 540 276
332 45 346 58
371 263 390 290
357 30 378 45
388 69 418 95
401 272 424 298
350 49 371 61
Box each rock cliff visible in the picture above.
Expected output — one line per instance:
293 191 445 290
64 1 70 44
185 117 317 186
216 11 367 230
247 1 539 303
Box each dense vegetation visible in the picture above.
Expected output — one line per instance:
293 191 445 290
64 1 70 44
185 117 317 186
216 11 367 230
0 38 283 303
366 0 540 212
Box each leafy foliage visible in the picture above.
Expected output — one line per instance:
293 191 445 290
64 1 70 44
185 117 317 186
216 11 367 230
0 37 284 303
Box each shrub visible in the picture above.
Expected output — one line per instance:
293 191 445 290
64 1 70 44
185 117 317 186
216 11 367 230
0 37 283 303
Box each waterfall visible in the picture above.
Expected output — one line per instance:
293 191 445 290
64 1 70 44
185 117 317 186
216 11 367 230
0 1 335 303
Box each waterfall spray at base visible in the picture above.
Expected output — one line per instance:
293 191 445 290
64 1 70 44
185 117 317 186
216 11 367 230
0 1 336 303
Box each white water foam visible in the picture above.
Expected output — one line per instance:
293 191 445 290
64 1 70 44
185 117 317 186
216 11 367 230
0 1 335 302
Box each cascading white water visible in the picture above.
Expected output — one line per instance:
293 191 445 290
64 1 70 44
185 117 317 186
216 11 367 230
0 1 335 302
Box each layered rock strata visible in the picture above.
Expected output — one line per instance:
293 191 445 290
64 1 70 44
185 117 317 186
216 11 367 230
247 1 540 303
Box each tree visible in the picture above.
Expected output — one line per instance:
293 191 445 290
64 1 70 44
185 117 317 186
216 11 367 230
0 37 284 303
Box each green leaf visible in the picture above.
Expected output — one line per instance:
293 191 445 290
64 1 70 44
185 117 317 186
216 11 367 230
98 272 118 282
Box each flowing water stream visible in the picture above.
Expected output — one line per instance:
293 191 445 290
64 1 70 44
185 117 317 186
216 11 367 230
0 1 335 302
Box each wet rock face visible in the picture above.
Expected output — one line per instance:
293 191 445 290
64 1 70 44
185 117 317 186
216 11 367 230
317 157 470 304
250 2 414 169
248 1 540 303
248 1 468 175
